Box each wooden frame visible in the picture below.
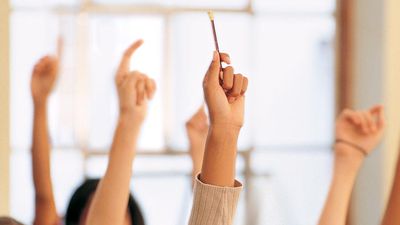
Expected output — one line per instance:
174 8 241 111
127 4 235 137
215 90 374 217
0 0 10 215
336 1 356 224
336 0 355 112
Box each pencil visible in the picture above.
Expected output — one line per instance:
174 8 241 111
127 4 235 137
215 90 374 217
208 10 223 70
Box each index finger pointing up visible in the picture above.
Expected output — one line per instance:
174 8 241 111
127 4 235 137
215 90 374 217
117 39 144 75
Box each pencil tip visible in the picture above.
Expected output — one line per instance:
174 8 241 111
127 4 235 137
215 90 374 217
208 10 214 20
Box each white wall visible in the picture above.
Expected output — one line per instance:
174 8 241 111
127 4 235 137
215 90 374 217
0 0 10 215
351 0 400 224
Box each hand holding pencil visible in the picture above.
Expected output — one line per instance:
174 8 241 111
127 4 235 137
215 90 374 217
203 51 248 128
199 12 249 188
207 11 249 105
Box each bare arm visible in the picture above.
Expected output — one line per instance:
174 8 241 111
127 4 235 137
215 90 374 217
86 113 141 225
381 140 400 225
318 106 385 225
200 51 247 187
201 124 240 187
186 106 208 182
32 101 59 225
31 55 60 225
187 52 247 225
318 145 363 225
86 40 156 225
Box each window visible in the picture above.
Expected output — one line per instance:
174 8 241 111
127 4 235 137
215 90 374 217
10 0 336 224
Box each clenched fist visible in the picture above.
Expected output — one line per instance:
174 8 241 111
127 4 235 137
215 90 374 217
203 51 248 128
31 39 62 104
31 56 59 104
335 105 385 157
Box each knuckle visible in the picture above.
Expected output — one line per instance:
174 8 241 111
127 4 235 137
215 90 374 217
131 70 140 75
343 109 352 114
230 91 240 97
222 82 233 89
224 66 234 73
221 52 230 58
235 73 243 79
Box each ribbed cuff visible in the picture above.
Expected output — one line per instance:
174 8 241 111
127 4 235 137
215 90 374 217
188 174 243 225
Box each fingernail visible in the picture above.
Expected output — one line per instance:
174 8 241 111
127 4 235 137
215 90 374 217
213 51 218 62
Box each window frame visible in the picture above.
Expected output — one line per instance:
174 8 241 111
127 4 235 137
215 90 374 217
0 0 11 215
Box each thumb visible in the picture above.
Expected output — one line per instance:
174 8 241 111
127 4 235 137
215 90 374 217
205 51 221 83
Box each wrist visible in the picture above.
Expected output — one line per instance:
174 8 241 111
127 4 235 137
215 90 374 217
33 98 48 107
209 118 243 128
334 143 364 169
189 139 206 149
118 113 143 131
119 110 145 124
209 123 241 134
207 124 241 146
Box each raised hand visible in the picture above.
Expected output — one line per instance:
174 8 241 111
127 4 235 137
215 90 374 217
318 105 385 225
31 38 63 225
203 51 248 128
115 39 156 124
186 106 209 178
199 51 249 187
31 38 62 104
87 40 156 225
335 105 385 157
186 106 208 148
187 51 247 225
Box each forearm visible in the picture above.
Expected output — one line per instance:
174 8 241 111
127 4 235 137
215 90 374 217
190 145 204 179
87 114 140 225
200 124 240 187
32 102 54 199
318 146 363 225
32 101 59 224
381 151 400 225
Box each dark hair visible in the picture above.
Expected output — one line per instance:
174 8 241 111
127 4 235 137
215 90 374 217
0 217 23 225
65 179 145 225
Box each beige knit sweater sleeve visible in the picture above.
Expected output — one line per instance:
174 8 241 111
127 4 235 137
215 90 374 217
188 175 243 225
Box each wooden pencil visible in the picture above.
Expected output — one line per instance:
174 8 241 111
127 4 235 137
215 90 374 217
208 10 223 70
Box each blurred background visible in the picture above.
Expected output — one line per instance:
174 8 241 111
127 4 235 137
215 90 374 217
0 0 399 225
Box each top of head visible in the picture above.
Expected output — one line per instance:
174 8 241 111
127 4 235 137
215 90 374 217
208 10 214 20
